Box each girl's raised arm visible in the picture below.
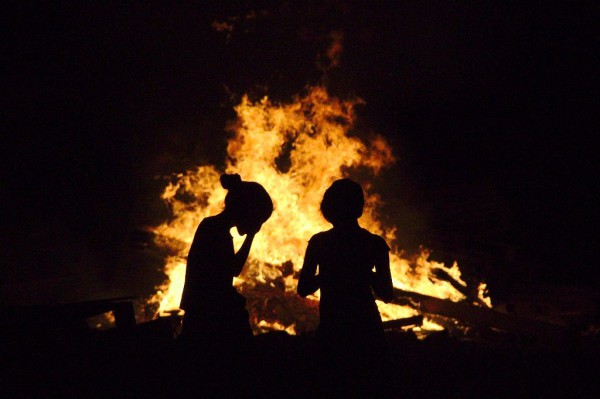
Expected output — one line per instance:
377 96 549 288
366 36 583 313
232 233 256 277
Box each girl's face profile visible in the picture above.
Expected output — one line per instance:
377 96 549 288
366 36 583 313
235 214 263 235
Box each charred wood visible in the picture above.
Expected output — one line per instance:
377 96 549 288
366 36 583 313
393 288 576 346
382 315 423 330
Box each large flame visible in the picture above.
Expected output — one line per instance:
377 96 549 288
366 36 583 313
147 85 491 334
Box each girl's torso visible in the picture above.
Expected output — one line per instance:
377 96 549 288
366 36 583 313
309 227 389 332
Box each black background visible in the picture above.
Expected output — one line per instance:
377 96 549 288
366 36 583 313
3 2 598 304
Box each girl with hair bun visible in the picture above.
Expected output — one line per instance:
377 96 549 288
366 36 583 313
298 178 394 397
178 173 273 394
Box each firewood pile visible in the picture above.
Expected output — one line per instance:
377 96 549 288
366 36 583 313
238 279 320 335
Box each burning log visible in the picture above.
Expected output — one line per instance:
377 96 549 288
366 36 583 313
430 267 488 307
382 315 423 330
393 288 576 346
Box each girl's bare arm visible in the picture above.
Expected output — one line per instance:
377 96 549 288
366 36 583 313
372 251 393 302
232 233 255 276
297 242 320 297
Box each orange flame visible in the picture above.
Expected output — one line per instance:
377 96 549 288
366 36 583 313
148 85 491 333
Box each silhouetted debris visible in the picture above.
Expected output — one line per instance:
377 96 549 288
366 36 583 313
0 297 136 339
2 289 598 398
393 288 578 348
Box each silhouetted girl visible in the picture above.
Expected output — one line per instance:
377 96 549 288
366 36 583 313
298 178 393 397
178 173 273 396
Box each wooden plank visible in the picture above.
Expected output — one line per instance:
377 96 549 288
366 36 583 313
393 288 576 346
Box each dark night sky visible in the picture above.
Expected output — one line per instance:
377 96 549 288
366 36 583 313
2 2 598 305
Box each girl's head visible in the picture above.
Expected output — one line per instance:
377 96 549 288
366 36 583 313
220 173 273 234
320 178 364 225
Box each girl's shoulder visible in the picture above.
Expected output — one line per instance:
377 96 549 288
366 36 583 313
359 228 391 252
308 228 389 252
197 216 216 231
308 229 334 244
196 215 228 238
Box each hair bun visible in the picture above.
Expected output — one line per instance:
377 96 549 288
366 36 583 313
220 173 242 190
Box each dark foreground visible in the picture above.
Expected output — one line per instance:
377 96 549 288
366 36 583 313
2 317 599 399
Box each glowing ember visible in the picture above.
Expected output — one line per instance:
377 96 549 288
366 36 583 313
147 85 491 333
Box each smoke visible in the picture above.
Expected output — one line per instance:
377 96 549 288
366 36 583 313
211 8 271 43
318 30 344 71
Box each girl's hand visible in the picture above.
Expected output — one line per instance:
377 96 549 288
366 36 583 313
246 221 262 235
237 221 261 236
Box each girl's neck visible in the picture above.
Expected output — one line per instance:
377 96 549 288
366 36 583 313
332 219 360 230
